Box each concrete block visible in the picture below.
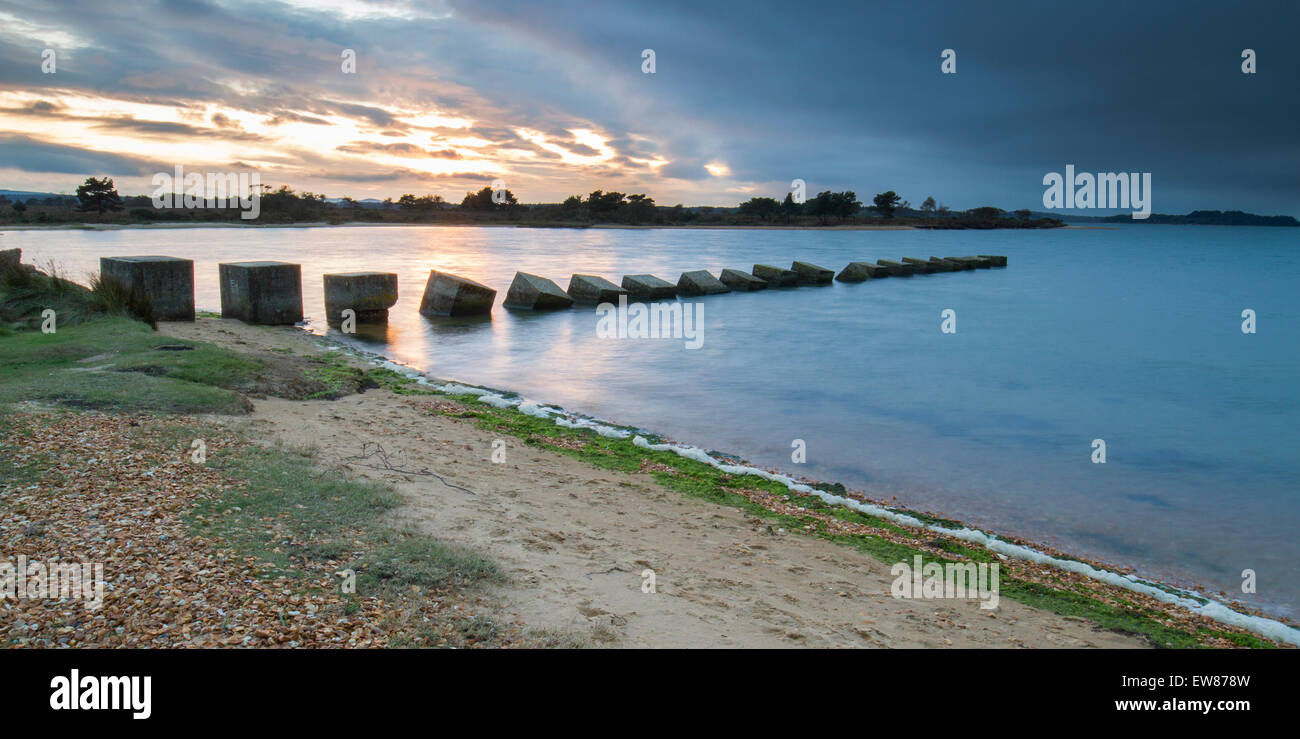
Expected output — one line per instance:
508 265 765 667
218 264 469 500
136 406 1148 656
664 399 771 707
419 270 496 316
504 272 573 310
791 261 834 285
677 270 731 296
719 268 767 291
219 261 302 325
100 256 195 321
978 254 1009 266
901 257 939 274
752 264 798 287
621 274 678 300
835 261 889 282
945 256 992 269
323 272 398 323
567 274 628 304
876 259 915 276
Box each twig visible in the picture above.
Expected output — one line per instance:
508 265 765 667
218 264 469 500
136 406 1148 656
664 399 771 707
339 442 476 495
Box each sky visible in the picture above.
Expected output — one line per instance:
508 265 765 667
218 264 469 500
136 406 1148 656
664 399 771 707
0 0 1296 214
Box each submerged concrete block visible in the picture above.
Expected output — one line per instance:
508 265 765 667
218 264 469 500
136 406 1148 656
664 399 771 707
719 268 767 291
752 264 798 287
0 248 19 272
835 261 889 282
621 274 678 300
323 272 398 323
945 256 991 269
791 261 834 285
419 270 496 316
978 254 1009 267
504 272 573 310
677 270 731 296
100 256 195 321
901 257 939 274
219 261 302 325
926 257 959 272
567 274 628 304
876 259 915 276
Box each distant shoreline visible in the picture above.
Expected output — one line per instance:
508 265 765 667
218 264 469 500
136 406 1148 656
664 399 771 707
0 221 927 232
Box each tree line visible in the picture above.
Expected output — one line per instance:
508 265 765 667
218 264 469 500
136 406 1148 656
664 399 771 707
0 177 1063 229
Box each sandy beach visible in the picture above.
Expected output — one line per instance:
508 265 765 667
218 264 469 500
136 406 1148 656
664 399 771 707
151 317 1151 648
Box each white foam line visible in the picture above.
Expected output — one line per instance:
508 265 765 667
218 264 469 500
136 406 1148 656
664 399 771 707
373 355 1299 645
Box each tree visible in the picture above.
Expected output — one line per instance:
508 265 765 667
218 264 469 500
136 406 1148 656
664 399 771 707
780 192 801 223
872 191 902 219
920 196 937 214
12 200 27 215
967 206 1005 220
833 191 861 219
738 196 780 221
75 176 123 218
585 190 625 220
460 186 516 210
623 193 655 224
1014 209 1033 219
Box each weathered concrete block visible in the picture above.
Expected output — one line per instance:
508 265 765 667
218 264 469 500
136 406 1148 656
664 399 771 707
219 261 302 325
926 257 959 272
100 256 195 321
677 270 731 296
504 272 573 310
835 261 889 282
0 248 19 272
621 274 677 300
791 261 834 285
752 264 798 287
567 274 628 304
934 256 973 270
719 268 767 291
978 254 1009 267
945 256 992 269
419 270 496 316
901 257 939 274
323 272 398 323
876 259 915 276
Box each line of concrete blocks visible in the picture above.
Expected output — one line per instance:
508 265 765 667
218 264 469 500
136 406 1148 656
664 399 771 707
84 252 1008 325
835 254 1007 281
501 260 844 310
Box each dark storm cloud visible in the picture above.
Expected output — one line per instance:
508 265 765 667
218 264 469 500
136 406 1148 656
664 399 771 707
0 0 1295 211
449 0 1300 212
0 133 157 174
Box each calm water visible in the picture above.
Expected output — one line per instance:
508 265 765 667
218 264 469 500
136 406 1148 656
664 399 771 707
9 224 1299 616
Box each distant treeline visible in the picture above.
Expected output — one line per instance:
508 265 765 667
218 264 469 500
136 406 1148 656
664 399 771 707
1099 210 1299 227
0 178 1065 229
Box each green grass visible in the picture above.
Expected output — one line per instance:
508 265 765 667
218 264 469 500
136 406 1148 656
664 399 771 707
184 427 502 599
1 262 155 329
0 316 256 413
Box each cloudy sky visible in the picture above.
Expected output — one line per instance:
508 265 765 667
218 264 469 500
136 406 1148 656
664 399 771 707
0 0 1295 214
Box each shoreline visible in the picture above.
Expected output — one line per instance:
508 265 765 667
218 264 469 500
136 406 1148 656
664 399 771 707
212 317 1298 646
0 221 920 232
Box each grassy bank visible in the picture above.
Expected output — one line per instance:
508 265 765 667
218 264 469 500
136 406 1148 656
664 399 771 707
0 304 519 647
